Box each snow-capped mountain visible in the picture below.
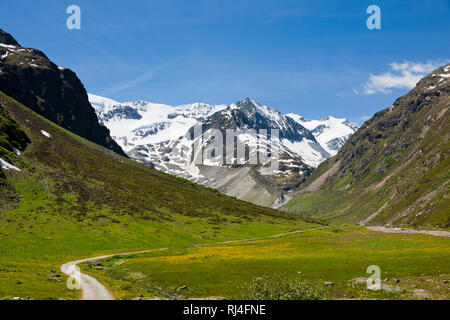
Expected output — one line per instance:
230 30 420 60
286 114 358 156
199 98 330 167
89 93 227 152
89 94 357 207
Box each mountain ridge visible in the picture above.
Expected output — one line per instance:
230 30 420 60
90 94 357 207
285 64 450 229
90 94 357 164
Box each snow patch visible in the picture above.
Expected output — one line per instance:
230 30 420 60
282 138 325 167
41 130 52 138
0 158 21 171
0 43 16 49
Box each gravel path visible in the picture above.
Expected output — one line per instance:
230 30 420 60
367 226 450 238
60 249 168 300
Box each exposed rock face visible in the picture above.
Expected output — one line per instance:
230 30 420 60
203 98 318 143
0 30 19 46
0 29 126 156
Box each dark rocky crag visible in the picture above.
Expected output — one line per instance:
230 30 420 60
0 29 126 156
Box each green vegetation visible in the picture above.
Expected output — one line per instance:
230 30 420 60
80 227 450 300
1 87 448 301
285 68 450 230
0 104 29 152
243 273 328 300
0 91 319 299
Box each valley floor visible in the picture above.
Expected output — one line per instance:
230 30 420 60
1 222 449 300
77 226 450 300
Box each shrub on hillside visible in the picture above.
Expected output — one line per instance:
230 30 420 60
243 273 328 300
0 105 30 151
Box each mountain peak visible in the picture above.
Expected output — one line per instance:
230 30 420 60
0 30 126 157
231 98 284 117
0 29 20 47
233 97 259 108
420 63 450 90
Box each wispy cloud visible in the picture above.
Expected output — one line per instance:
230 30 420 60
101 62 173 95
262 3 355 24
262 9 308 23
354 60 448 95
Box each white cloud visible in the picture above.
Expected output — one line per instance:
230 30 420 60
102 61 173 95
355 60 448 95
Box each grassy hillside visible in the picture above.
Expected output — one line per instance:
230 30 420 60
285 65 450 229
0 91 320 299
0 104 29 153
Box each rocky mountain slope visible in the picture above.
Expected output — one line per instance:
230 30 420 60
0 29 125 156
90 95 357 207
285 64 450 229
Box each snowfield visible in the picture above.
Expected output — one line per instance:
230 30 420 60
286 114 358 156
89 93 227 152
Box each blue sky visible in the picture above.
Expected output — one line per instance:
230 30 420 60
1 0 449 124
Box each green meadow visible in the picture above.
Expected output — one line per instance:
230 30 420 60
80 227 450 300
1 91 449 300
